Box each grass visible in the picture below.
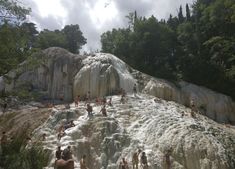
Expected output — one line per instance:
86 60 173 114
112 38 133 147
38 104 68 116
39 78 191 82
0 127 50 169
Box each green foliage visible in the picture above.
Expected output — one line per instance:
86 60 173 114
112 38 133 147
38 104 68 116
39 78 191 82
0 128 50 169
35 24 87 54
0 22 36 75
63 24 87 54
0 0 30 23
101 0 235 99
35 29 67 49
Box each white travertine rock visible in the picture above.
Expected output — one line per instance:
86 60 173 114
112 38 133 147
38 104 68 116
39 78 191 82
143 78 235 124
0 48 234 124
39 95 235 169
73 53 136 98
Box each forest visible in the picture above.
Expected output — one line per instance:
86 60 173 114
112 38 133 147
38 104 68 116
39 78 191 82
0 0 235 99
101 0 235 99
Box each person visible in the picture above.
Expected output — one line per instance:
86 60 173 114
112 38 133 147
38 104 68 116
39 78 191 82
140 152 148 168
107 98 112 106
62 146 72 161
1 131 8 156
59 93 64 102
56 146 62 160
120 95 125 104
41 133 46 141
70 120 75 127
133 84 137 96
122 89 126 97
64 120 75 130
74 95 80 107
102 96 107 105
190 99 196 118
164 148 172 169
132 149 141 169
119 157 129 169
85 91 91 103
0 131 7 145
2 102 7 113
80 154 88 169
100 105 107 117
74 97 78 107
57 126 66 140
26 136 32 145
86 103 93 116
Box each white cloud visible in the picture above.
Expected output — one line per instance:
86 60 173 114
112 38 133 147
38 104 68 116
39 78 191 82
22 0 195 51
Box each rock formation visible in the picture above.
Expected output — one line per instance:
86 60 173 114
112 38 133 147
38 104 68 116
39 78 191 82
0 47 234 124
37 95 235 169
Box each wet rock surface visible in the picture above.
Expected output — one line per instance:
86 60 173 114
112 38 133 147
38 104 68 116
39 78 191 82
31 94 235 169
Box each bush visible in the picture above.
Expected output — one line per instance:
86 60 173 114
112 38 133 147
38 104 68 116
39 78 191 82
0 128 50 169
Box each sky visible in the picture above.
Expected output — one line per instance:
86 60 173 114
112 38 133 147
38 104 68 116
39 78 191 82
22 0 195 52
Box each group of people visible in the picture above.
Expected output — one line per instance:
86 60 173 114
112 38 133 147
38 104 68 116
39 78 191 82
119 150 148 169
55 146 89 169
55 145 73 161
57 120 76 140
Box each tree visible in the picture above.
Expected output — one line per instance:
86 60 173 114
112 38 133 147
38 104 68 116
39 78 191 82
0 22 35 75
62 24 87 54
35 29 67 50
186 4 191 21
178 5 184 23
35 24 87 54
0 0 30 23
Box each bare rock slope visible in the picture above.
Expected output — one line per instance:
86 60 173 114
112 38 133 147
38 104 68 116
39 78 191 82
0 47 234 123
35 94 235 169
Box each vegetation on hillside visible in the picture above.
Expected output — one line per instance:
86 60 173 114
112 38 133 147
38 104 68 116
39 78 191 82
0 127 50 169
101 0 235 99
0 0 87 75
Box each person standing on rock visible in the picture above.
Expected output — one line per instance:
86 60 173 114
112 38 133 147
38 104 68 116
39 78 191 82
190 99 196 118
80 154 89 169
62 145 73 161
55 146 62 160
2 101 7 113
85 91 91 103
74 97 78 107
133 84 137 97
102 96 107 105
59 93 64 102
132 149 141 169
107 97 112 106
120 95 126 104
164 148 172 169
119 157 129 169
86 103 93 117
100 105 107 117
140 152 148 169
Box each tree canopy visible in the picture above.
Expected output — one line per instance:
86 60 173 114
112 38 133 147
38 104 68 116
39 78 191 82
101 0 235 99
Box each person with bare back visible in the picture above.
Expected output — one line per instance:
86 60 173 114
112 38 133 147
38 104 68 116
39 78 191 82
132 149 141 169
164 148 172 169
107 98 112 106
140 152 148 169
119 157 129 169
74 96 78 107
62 146 73 161
133 84 137 97
56 146 62 160
190 99 196 118
80 154 89 169
86 103 93 116
100 105 107 117
1 131 7 155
